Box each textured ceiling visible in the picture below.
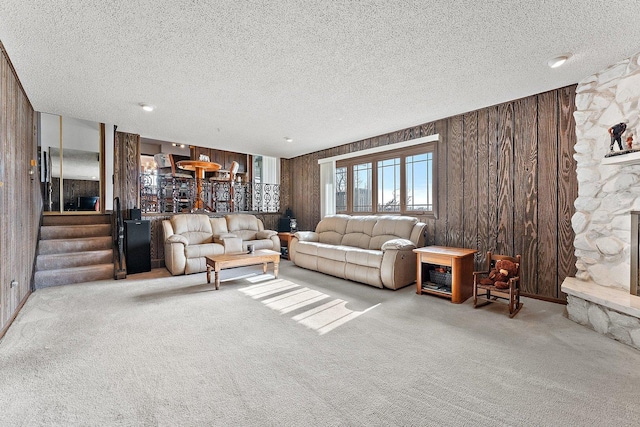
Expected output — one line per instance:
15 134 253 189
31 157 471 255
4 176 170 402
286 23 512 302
1 1 639 159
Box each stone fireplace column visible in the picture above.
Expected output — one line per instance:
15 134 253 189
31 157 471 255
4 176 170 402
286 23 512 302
562 51 640 350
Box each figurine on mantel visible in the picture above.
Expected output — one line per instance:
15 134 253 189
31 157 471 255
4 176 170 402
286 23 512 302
609 121 627 151
604 121 639 158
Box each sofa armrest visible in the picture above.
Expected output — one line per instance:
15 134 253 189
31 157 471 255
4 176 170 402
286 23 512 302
381 238 416 251
256 230 277 239
289 231 318 263
167 234 189 246
410 222 428 247
164 235 188 276
293 231 318 242
162 219 174 240
381 242 417 290
221 237 243 253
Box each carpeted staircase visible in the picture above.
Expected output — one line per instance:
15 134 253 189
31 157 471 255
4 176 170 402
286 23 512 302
35 214 115 289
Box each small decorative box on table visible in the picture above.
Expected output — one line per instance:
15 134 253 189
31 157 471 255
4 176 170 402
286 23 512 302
413 246 477 303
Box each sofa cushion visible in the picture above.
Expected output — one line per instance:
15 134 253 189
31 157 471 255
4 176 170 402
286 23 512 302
185 242 224 259
317 259 347 279
341 216 377 249
185 232 213 245
345 248 383 268
345 264 383 288
227 214 262 231
171 214 210 234
209 217 229 235
369 216 418 250
170 214 213 245
256 230 277 239
294 241 331 257
317 244 348 262
317 215 350 245
227 214 262 241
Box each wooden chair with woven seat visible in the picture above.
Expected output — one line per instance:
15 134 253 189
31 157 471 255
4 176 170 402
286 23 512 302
473 252 522 318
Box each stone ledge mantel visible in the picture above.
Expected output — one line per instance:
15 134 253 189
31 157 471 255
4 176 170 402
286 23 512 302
601 150 640 165
562 277 640 318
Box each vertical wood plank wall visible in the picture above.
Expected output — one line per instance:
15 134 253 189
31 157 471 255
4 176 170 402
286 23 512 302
0 42 40 337
114 131 141 214
286 85 578 301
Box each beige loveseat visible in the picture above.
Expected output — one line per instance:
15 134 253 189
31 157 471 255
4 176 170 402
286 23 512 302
163 214 280 275
289 215 427 290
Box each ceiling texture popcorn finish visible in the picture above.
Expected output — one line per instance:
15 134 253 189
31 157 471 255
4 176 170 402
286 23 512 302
0 1 638 158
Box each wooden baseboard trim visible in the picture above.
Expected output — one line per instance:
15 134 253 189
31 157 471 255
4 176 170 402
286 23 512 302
0 290 32 341
521 292 567 305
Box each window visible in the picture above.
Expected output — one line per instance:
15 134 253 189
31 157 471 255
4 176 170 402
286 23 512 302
353 162 372 212
335 142 436 216
405 152 433 211
378 158 400 212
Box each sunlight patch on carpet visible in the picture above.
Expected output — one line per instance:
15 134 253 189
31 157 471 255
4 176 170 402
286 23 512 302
220 273 259 283
238 278 379 335
245 273 275 283
240 279 298 298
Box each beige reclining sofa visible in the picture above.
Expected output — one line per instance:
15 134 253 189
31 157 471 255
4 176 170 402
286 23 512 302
289 214 427 290
163 213 280 275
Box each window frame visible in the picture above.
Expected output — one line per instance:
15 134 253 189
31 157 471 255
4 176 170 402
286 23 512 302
336 142 438 217
335 165 348 213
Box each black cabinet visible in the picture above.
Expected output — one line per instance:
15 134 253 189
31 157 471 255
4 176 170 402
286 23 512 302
124 220 151 274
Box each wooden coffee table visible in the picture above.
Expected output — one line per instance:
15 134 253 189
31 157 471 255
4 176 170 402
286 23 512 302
205 249 280 290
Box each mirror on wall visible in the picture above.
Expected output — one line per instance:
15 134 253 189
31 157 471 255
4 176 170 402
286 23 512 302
40 114 102 213
50 148 100 211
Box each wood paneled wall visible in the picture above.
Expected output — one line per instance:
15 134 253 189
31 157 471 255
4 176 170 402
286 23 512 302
114 131 141 214
191 146 249 175
280 158 292 214
0 42 40 337
286 85 578 301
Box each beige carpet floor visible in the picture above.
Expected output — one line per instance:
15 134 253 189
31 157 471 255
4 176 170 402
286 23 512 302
1 261 639 426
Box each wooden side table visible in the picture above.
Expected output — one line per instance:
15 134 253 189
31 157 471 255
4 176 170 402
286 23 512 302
413 246 478 303
278 232 293 259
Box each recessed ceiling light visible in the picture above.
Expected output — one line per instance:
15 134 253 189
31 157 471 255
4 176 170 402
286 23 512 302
547 53 572 69
139 103 154 112
284 137 293 143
